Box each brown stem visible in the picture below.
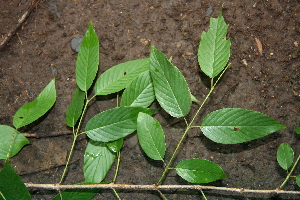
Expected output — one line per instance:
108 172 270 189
0 0 40 50
22 131 73 138
24 183 300 195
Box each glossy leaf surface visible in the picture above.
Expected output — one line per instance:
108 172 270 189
106 138 123 153
95 58 150 95
277 143 294 170
13 79 56 129
0 161 31 199
120 70 155 107
75 21 99 91
176 158 226 183
0 125 30 159
150 46 191 117
137 112 166 160
198 12 231 78
86 107 156 142
84 140 116 183
66 87 86 127
201 108 286 144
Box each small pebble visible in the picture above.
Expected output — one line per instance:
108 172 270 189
70 35 84 52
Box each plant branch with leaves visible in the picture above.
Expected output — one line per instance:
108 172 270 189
0 12 299 200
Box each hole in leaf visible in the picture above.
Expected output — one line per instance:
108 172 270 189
233 127 240 132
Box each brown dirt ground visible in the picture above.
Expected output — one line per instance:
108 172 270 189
0 0 299 199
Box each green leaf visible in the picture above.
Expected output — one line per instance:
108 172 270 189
106 138 123 153
198 11 231 78
75 21 99 91
84 140 116 183
95 58 150 95
13 79 56 129
0 125 30 159
52 182 100 200
150 45 191 118
200 108 286 144
86 107 156 142
120 70 155 107
191 93 200 103
176 158 227 183
277 143 294 170
0 160 31 199
66 87 86 127
295 124 300 134
137 112 166 161
296 175 300 187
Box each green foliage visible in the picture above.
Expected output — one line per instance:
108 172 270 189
84 140 116 183
137 112 166 161
176 158 227 183
75 21 99 92
13 79 56 129
1 13 294 198
0 125 29 159
277 143 294 170
85 107 156 142
295 124 300 134
120 70 155 107
94 58 150 95
296 175 300 187
0 161 31 199
198 11 231 78
66 87 86 127
107 138 123 153
52 183 100 200
150 45 191 118
201 108 286 144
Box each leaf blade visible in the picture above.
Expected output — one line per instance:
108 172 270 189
198 12 231 78
0 161 31 199
176 158 227 183
120 70 155 107
137 112 166 161
200 108 286 144
277 143 294 170
295 124 300 134
296 175 300 187
75 21 99 91
86 107 156 142
51 182 100 200
106 138 123 153
95 58 150 95
150 45 191 117
66 87 86 127
0 125 30 159
84 140 116 183
13 79 56 129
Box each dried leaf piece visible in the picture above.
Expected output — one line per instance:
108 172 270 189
255 37 263 55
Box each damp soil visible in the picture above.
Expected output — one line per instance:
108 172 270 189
0 0 299 199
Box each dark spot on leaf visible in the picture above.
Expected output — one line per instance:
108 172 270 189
124 72 127 76
233 127 240 131
19 117 23 119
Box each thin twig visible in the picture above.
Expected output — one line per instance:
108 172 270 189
0 0 40 50
24 183 300 195
22 131 73 138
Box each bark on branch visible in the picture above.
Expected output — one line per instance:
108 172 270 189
25 183 300 195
